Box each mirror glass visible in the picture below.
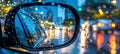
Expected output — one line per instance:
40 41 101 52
14 5 76 48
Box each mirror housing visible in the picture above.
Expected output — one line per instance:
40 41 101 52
2 2 80 52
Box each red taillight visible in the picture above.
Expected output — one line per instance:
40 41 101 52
109 23 116 28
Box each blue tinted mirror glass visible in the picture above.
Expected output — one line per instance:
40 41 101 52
15 5 76 48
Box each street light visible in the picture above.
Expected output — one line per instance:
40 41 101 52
35 7 38 11
111 0 117 5
38 0 42 2
40 11 44 14
98 9 104 15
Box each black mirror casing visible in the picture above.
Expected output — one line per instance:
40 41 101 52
1 2 80 52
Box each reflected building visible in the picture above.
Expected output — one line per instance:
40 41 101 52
41 0 80 24
46 9 53 22
57 7 65 25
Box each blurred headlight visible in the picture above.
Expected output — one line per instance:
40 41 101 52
109 23 116 28
97 23 104 27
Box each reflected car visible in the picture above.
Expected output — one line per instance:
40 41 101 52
96 18 116 32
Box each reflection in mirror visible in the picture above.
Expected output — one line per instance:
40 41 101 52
15 5 76 48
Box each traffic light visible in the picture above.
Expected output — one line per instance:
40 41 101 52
78 7 82 11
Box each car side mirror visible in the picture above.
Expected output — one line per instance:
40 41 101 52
1 2 80 52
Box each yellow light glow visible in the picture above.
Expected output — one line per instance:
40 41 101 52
84 21 89 26
4 6 12 13
109 34 117 54
70 21 73 25
38 0 42 2
94 13 105 19
111 0 117 5
48 28 55 39
97 33 104 50
98 23 104 27
98 9 104 15
111 23 116 28
10 47 28 52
